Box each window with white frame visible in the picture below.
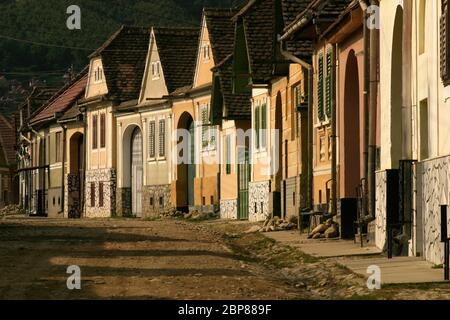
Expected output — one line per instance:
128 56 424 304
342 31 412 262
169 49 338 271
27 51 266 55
254 99 267 151
94 66 103 83
151 61 161 79
202 44 210 62
200 104 216 151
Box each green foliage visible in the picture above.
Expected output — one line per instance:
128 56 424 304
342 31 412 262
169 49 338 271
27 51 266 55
0 0 236 76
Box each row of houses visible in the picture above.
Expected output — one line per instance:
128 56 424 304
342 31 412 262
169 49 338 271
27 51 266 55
15 0 450 266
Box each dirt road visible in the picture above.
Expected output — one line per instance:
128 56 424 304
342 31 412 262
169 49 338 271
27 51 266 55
0 217 305 300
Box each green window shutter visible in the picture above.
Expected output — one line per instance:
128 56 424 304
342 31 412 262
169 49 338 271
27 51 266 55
326 49 332 118
255 106 260 149
226 135 231 175
261 103 267 148
318 54 325 121
159 119 165 157
149 121 155 158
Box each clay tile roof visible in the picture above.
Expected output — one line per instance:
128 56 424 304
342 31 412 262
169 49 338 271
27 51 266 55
91 26 151 102
204 8 238 65
153 27 200 94
23 87 59 117
0 115 16 167
216 54 251 119
30 68 88 125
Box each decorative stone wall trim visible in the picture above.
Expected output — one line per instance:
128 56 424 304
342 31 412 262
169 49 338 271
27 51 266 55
143 184 172 217
375 170 387 251
220 199 237 220
84 168 116 218
249 180 270 222
417 157 450 265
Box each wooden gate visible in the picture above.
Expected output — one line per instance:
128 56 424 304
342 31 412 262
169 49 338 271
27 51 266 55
131 128 143 217
238 149 250 220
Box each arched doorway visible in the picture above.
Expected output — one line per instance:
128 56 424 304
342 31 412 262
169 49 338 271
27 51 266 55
131 127 143 217
177 112 195 210
391 6 403 167
343 50 361 198
68 132 84 218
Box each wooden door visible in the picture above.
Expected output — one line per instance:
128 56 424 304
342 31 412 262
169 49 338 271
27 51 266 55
131 128 143 217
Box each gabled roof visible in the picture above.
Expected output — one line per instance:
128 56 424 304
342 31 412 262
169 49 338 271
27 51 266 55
0 115 16 167
214 54 251 119
152 27 200 94
30 68 88 126
280 0 314 58
21 87 59 116
234 0 278 82
205 7 251 120
90 25 151 102
204 8 237 65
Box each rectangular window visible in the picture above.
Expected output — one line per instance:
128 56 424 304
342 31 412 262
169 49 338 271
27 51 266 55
159 196 164 208
152 62 160 79
261 103 267 148
255 105 260 149
90 182 95 207
159 119 165 157
100 113 106 148
92 114 98 149
55 132 62 163
226 135 231 175
201 106 209 149
98 182 104 207
318 53 325 121
148 121 156 158
420 99 429 160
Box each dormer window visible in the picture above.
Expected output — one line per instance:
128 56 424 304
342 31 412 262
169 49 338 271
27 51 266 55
152 61 161 79
202 44 210 62
94 66 103 83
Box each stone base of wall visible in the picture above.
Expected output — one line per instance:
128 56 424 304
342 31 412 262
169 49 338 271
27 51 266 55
65 174 82 219
116 187 131 217
142 184 172 218
85 168 116 218
375 170 388 251
249 180 270 222
417 156 450 265
220 199 237 220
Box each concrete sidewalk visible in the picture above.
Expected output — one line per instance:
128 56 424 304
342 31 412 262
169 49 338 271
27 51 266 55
265 230 448 284
264 230 382 258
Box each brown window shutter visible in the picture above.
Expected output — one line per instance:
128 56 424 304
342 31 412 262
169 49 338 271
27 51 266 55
100 113 106 148
92 115 98 149
441 0 450 85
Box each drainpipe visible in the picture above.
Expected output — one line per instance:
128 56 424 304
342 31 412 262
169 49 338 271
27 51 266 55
367 0 379 222
81 108 87 218
278 38 314 210
361 1 370 220
331 44 337 217
59 123 67 215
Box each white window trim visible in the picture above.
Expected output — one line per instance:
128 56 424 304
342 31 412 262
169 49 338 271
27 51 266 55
151 61 161 80
202 45 211 62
